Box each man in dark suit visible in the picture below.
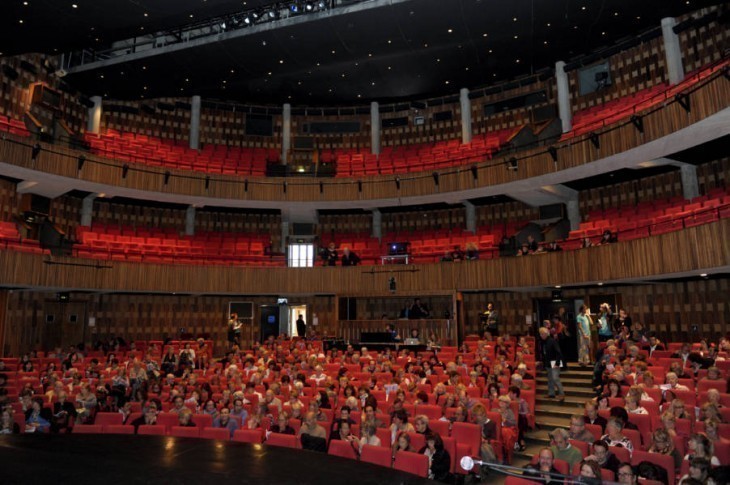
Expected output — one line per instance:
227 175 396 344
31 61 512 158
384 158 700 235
540 327 565 401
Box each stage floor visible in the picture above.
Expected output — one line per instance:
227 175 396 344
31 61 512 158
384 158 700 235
0 435 433 484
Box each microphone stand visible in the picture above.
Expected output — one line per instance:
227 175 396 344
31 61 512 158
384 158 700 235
459 457 619 484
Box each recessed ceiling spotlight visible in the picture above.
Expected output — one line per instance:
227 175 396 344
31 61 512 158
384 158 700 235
513 17 517 22
72 3 78 8
444 80 450 84
447 28 453 33
387 39 392 44
19 19 24 24
279 59 284 64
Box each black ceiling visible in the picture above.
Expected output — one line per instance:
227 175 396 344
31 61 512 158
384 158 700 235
2 0 722 105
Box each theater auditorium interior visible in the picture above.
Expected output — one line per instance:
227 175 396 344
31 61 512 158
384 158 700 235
0 0 728 483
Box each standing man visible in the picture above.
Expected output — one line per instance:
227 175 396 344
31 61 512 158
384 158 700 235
482 302 499 336
296 314 306 338
227 312 241 348
409 299 430 319
540 327 565 402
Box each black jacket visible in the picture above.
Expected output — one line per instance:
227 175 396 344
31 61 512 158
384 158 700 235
541 336 564 368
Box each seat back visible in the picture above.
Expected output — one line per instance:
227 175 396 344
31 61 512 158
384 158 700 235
407 432 425 451
451 422 481 455
265 432 298 449
73 424 103 434
609 445 631 464
191 414 213 428
631 450 675 485
94 412 123 426
585 424 603 441
328 439 358 460
416 405 442 420
103 424 134 434
360 444 392 468
232 429 263 444
429 420 450 438
393 450 429 478
138 425 166 436
200 427 230 441
568 439 589 457
170 426 201 438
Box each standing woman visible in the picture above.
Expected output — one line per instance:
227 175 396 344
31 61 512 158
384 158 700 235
597 303 614 342
577 305 593 367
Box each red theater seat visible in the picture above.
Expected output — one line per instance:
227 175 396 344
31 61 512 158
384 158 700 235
265 433 299 449
73 424 103 434
393 450 429 477
200 427 230 441
327 439 359 460
170 426 201 438
360 444 392 468
138 425 167 436
103 424 134 434
232 429 263 444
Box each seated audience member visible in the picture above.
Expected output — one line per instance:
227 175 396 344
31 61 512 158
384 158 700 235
700 402 721 424
624 395 648 415
703 419 727 445
600 417 634 454
74 382 97 424
647 428 682 470
684 433 720 466
361 405 385 429
25 397 51 433
389 409 415 445
270 412 295 435
584 400 607 432
230 398 249 426
413 414 431 435
524 448 561 484
492 395 517 428
585 439 621 480
177 408 196 427
678 457 713 485
610 407 638 431
341 247 361 266
359 423 381 451
665 372 690 392
470 403 497 464
212 408 239 438
392 431 415 458
333 420 359 450
660 411 679 439
299 411 327 452
550 428 583 469
465 242 479 260
51 391 77 433
509 385 529 451
1 409 20 434
616 462 638 485
670 398 689 420
579 459 603 482
131 403 158 433
570 414 597 443
419 432 453 483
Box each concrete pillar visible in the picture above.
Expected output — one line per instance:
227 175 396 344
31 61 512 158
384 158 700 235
463 201 476 233
555 61 572 133
87 96 102 134
185 206 196 236
189 95 201 150
280 221 289 253
661 17 685 85
370 102 381 155
80 194 98 227
680 164 699 200
371 209 382 240
460 88 472 144
566 198 581 232
282 103 291 163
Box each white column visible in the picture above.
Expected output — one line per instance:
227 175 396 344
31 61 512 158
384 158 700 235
371 209 382 240
463 201 476 233
555 61 572 133
661 17 685 85
189 95 201 150
185 206 196 236
87 96 102 134
80 194 98 227
680 164 699 200
370 101 381 155
566 198 581 231
460 88 472 144
282 103 291 163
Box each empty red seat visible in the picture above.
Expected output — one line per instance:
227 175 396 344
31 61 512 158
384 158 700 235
327 439 358 460
103 424 134 434
94 412 123 427
170 426 201 438
138 425 167 436
265 433 298 449
200 427 230 441
360 444 392 468
232 429 263 444
73 424 103 434
393 450 429 477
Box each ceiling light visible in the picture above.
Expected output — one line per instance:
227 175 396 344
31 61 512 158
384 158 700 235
555 285 561 289
72 3 78 8
279 59 284 64
244 16 251 24
305 2 314 11
447 28 453 33
144 12 148 17
512 17 517 22
19 20 24 24
289 3 298 13
597 282 603 286
700 273 708 277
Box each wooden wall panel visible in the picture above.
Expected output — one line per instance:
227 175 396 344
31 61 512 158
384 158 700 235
678 6 729 73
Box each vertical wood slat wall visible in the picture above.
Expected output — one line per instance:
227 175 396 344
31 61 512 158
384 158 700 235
4 279 728 356
101 98 191 143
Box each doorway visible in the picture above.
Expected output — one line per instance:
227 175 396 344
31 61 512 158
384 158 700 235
534 297 578 362
289 305 307 338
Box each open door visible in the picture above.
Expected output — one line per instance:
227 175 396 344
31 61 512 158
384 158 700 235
289 305 307 338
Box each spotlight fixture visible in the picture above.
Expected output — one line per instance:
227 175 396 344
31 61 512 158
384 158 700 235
31 143 41 161
388 277 396 293
268 9 277 18
77 155 86 171
471 165 478 181
319 181 324 194
630 115 644 133
283 181 287 193
122 164 129 179
244 16 251 24
318 1 327 8
506 157 518 171
358 180 363 193
204 176 210 190
164 171 171 185
289 3 299 13
395 176 401 190
432 172 439 188
589 133 600 149
547 146 558 162
244 179 249 192
305 2 314 11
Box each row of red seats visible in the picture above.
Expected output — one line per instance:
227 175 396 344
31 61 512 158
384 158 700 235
84 130 278 176
563 60 729 140
568 189 730 244
0 220 49 255
333 128 521 177
0 114 30 137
